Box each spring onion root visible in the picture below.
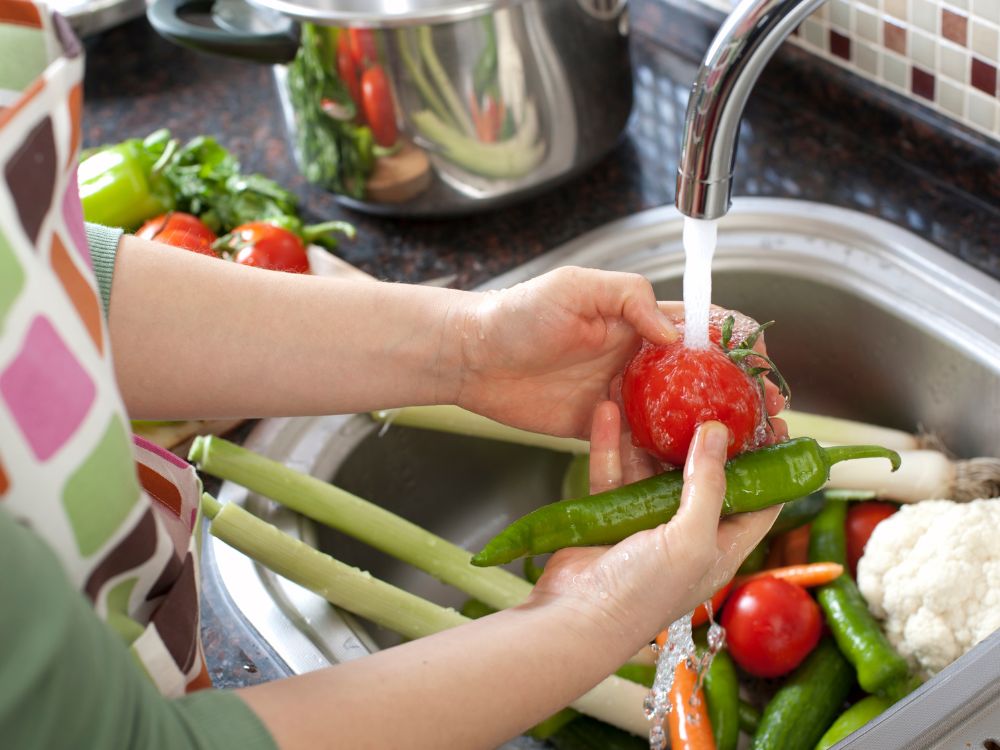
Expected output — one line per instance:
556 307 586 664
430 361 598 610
201 494 650 737
190 435 532 610
826 449 1000 502
371 405 589 453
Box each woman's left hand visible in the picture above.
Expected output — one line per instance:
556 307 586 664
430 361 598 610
450 266 679 439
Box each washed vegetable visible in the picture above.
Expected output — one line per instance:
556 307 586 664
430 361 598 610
826 447 1000 502
751 638 855 750
738 701 761 734
137 211 217 256
221 221 310 273
200 493 650 736
808 501 910 693
770 524 811 566
765 491 826 538
548 716 648 750
622 315 789 467
733 561 844 589
857 497 1000 675
702 648 740 750
721 576 822 678
189 435 533 611
845 501 897 577
814 694 892 750
782 410 921 451
287 24 375 197
692 582 733 628
667 660 716 750
361 65 399 147
471 438 901 567
78 138 174 228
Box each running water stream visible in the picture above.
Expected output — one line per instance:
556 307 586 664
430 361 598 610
644 216 723 749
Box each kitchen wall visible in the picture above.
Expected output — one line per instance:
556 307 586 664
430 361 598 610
692 0 1000 142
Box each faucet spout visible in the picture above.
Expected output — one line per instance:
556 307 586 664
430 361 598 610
675 0 828 220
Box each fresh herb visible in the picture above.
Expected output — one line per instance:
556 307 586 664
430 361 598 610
286 24 374 198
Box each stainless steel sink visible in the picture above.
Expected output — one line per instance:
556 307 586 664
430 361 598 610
211 198 1000 748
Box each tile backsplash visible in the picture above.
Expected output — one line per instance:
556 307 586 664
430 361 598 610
693 0 1000 142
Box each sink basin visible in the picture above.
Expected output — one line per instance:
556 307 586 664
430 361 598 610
210 198 1000 748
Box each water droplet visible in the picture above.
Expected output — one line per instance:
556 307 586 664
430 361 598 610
649 724 667 750
643 695 657 718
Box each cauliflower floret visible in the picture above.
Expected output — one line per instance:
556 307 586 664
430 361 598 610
857 497 1000 676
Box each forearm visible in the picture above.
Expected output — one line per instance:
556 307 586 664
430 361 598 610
237 599 639 750
108 236 469 419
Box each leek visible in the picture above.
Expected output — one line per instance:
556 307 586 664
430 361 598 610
201 494 650 736
189 435 532 610
372 405 588 454
782 410 920 450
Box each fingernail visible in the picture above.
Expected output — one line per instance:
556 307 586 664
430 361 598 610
701 422 729 458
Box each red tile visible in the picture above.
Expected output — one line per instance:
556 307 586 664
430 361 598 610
830 30 852 60
971 58 998 96
912 66 936 100
884 20 907 54
942 9 968 46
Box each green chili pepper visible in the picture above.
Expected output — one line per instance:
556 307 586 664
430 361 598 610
704 649 741 750
808 502 911 694
814 694 893 750
471 438 900 567
78 140 174 229
739 699 762 734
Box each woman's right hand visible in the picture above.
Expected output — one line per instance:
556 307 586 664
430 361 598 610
529 404 781 650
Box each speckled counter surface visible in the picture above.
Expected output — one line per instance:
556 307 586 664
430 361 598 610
80 0 999 689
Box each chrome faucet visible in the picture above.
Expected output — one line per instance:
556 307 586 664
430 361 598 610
675 0 828 220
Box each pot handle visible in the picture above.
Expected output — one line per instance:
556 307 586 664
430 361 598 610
147 0 300 65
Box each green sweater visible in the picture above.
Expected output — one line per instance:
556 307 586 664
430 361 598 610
0 507 278 750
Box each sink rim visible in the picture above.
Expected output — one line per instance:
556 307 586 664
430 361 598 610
207 196 1000 746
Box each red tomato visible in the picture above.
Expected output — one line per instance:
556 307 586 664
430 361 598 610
337 32 362 113
348 28 378 68
361 65 398 147
721 576 822 678
225 222 310 274
621 336 766 467
846 501 898 577
137 211 217 256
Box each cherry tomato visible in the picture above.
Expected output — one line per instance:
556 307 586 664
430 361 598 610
720 576 822 678
846 501 898 577
337 32 363 114
224 222 310 274
137 211 217 256
361 65 398 147
348 28 378 69
621 333 765 467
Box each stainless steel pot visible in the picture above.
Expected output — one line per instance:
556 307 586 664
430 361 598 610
148 0 633 217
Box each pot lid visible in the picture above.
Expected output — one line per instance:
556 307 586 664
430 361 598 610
243 0 518 26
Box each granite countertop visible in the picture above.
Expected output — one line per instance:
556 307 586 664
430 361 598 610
80 0 999 689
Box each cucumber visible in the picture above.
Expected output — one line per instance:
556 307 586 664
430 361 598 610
815 694 892 750
767 491 827 538
751 638 855 750
704 649 741 750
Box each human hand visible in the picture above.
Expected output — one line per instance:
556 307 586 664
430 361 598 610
529 409 781 649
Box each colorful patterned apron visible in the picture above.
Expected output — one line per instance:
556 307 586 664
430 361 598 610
0 0 210 696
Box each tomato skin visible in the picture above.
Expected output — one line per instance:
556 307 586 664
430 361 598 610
137 211 217 256
621 339 764 467
721 576 822 678
361 65 398 147
225 222 310 274
348 28 378 68
846 501 897 577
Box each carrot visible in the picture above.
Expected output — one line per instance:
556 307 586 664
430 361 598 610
734 561 844 589
764 532 787 568
655 581 734 647
668 659 717 750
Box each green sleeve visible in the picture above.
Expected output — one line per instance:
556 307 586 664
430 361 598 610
0 508 278 750
84 222 123 316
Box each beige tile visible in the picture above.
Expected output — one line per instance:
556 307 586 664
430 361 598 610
884 0 908 19
937 77 967 116
912 0 941 31
858 0 880 10
809 4 830 21
971 19 1000 58
968 89 998 129
831 0 853 29
856 40 882 74
883 51 910 86
947 0 970 9
940 39 971 79
972 0 1000 23
911 29 939 66
856 6 882 40
803 17 828 50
